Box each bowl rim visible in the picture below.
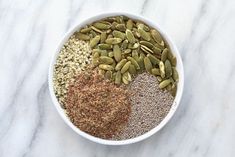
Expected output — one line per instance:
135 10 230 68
48 12 184 145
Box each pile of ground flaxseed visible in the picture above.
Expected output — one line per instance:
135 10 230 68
53 15 179 140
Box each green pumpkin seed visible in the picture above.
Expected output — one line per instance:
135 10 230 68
100 50 108 56
159 61 165 78
121 61 131 73
147 54 160 65
126 19 133 30
128 43 139 49
75 32 90 40
116 24 126 32
140 41 154 48
123 71 132 81
122 76 129 84
80 27 91 33
152 68 160 75
154 41 165 50
107 34 113 39
121 39 128 50
112 72 117 81
140 45 153 54
133 28 141 38
113 45 122 62
108 51 114 57
115 59 127 71
150 29 163 44
99 64 114 71
161 48 168 61
93 22 111 30
111 61 116 69
116 16 124 23
123 49 131 54
105 38 122 44
144 57 153 73
92 52 100 66
128 64 137 74
90 35 100 48
165 59 172 78
112 30 126 40
90 26 103 33
137 56 145 71
100 32 107 43
171 56 177 66
166 84 172 91
90 30 97 38
132 50 139 60
171 83 177 96
172 67 179 82
156 76 162 82
138 27 151 41
152 46 162 56
98 44 112 50
127 56 140 70
126 29 135 43
159 79 171 89
111 21 118 30
99 56 114 64
137 23 150 31
104 71 112 79
92 49 106 55
115 71 122 84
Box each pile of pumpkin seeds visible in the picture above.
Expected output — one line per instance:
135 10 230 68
76 16 179 96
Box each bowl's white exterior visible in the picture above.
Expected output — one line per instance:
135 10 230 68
48 12 184 145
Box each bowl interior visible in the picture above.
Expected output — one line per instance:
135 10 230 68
48 12 184 145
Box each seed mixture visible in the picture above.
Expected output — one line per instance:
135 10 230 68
65 69 131 139
53 15 179 140
53 35 92 107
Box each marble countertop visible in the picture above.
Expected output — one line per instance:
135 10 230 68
1 0 235 156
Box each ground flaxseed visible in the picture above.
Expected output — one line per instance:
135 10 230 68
65 69 131 139
113 72 174 140
53 35 92 107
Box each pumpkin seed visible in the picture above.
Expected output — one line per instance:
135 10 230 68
105 38 122 44
152 68 160 75
137 56 145 71
123 71 132 81
113 45 122 62
140 41 154 48
80 27 91 33
172 67 179 82
99 56 114 64
161 48 168 61
104 71 112 79
98 44 112 50
147 54 160 65
126 19 133 30
156 76 162 82
92 52 99 66
123 49 131 54
107 34 113 39
75 32 90 40
116 24 126 32
133 28 141 38
159 79 171 89
99 64 114 71
166 84 172 91
144 57 153 73
126 29 135 43
127 56 140 69
128 43 139 49
132 50 139 60
111 21 118 30
92 49 106 55
93 22 111 30
122 76 129 84
165 59 172 78
137 23 150 31
140 45 153 54
111 61 116 69
152 46 162 56
138 27 151 41
121 61 131 73
115 59 127 71
171 83 177 96
115 71 122 84
116 16 124 23
90 26 103 33
121 39 128 50
150 29 163 44
171 56 177 66
128 64 137 74
90 35 100 48
100 32 107 43
100 50 108 56
108 51 114 57
154 41 165 50
112 30 126 40
159 61 165 78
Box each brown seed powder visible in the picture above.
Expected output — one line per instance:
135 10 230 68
65 69 131 139
113 72 174 140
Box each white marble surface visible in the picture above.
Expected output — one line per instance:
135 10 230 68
1 0 235 156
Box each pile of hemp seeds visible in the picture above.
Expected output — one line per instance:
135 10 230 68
53 15 179 140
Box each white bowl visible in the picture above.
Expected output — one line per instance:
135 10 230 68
48 12 184 145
